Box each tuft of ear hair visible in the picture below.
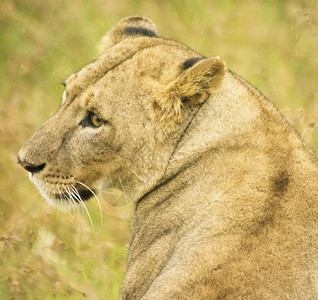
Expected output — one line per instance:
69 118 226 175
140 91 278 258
98 16 158 53
154 57 226 121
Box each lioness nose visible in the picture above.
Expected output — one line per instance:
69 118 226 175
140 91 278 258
17 155 46 174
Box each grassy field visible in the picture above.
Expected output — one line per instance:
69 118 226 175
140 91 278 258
1 0 317 299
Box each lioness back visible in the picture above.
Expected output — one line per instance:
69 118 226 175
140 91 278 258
18 17 318 299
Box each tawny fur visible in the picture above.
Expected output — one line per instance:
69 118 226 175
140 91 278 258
18 17 318 299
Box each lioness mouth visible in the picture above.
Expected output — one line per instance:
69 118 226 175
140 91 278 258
54 189 95 202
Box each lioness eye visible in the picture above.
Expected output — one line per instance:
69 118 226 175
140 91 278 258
80 111 106 128
90 113 104 128
90 115 103 127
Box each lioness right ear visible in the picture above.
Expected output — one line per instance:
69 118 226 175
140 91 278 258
155 57 226 120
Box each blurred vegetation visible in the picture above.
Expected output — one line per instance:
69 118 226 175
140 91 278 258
0 0 317 299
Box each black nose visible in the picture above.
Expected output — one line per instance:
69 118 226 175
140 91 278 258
17 156 46 174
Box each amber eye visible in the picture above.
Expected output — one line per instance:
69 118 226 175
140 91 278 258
79 111 106 128
90 113 104 128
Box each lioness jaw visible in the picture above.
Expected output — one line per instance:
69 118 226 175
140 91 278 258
18 16 318 299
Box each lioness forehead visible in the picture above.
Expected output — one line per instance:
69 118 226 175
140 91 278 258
65 33 203 104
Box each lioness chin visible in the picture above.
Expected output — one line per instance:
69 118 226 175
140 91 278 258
18 17 318 299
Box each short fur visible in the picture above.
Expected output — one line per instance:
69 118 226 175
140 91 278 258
18 17 318 299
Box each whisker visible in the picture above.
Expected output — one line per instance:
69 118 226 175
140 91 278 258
76 180 103 226
70 184 95 231
69 184 94 230
57 184 76 216
63 184 77 208
69 190 78 216
61 184 76 213
62 184 94 230
131 169 147 184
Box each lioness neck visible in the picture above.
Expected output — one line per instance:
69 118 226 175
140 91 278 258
120 72 318 299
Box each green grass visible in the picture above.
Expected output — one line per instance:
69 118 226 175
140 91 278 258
1 0 317 299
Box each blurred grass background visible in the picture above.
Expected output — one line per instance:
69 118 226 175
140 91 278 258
1 0 317 299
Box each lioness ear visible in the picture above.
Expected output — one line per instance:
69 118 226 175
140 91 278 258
99 16 158 53
156 57 226 119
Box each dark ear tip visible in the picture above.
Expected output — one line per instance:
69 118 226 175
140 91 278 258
123 26 158 38
121 16 158 38
98 16 158 52
182 57 204 71
181 56 226 75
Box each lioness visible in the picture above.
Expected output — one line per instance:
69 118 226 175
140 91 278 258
18 17 318 299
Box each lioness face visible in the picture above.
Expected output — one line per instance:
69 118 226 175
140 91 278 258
18 17 225 209
18 55 169 208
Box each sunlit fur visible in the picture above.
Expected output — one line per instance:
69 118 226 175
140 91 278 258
18 17 318 299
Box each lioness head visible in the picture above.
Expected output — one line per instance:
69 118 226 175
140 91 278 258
18 16 226 209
